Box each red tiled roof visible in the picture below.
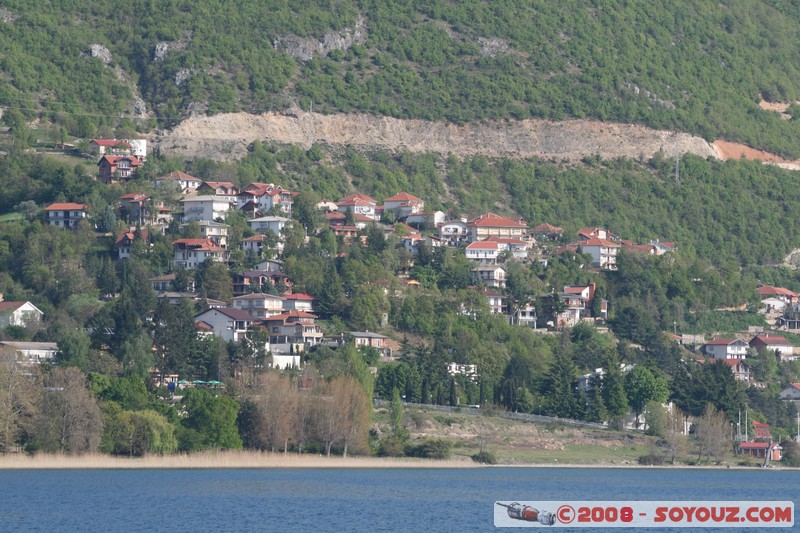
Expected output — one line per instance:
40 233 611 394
99 155 142 166
532 223 563 233
752 421 772 438
466 241 499 250
750 335 792 346
45 202 87 211
468 212 526 228
264 310 318 321
284 293 314 300
0 301 26 312
758 285 797 297
384 192 422 203
579 237 621 247
738 442 770 450
338 193 376 206
119 193 149 200
484 235 527 245
115 230 149 246
706 338 741 345
172 238 224 251
721 359 750 368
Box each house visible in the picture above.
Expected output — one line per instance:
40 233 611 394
467 212 527 242
232 293 285 320
531 223 563 241
351 331 391 356
555 284 600 327
240 234 268 257
0 296 44 328
446 362 478 382
484 235 530 260
180 221 229 248
703 338 749 359
465 240 500 264
758 285 798 307
648 240 677 255
44 202 88 229
154 170 203 193
181 196 232 223
88 139 131 157
576 227 620 242
283 293 315 313
470 266 506 288
98 155 142 183
196 181 239 197
337 193 377 220
172 238 226 269
0 341 58 365
511 302 538 328
151 273 196 294
316 199 339 212
238 183 294 214
404 211 445 229
400 233 444 256
194 307 254 342
484 289 507 315
749 335 795 361
253 259 283 272
114 229 149 260
247 216 291 237
233 269 291 296
738 421 781 461
722 359 752 382
577 237 621 270
779 383 800 404
383 192 424 219
438 220 470 246
262 310 323 347
118 193 152 226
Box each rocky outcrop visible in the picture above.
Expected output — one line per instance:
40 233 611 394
274 16 366 61
89 44 112 64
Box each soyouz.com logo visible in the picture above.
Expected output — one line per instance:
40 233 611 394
493 501 794 528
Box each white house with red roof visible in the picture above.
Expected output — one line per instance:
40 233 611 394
577 237 621 270
283 293 315 313
153 170 203 193
194 307 254 342
405 210 445 229
114 229 150 260
467 212 527 242
181 195 233 223
98 155 142 183
484 236 529 259
172 238 226 269
722 358 752 382
383 192 424 218
0 295 43 328
704 338 749 359
337 193 377 220
238 183 294 214
232 293 285 320
749 335 795 360
555 284 601 327
779 383 800 403
739 421 781 461
180 221 229 248
240 234 268 257
465 240 501 264
197 181 239 197
758 285 798 314
484 289 507 315
44 202 88 229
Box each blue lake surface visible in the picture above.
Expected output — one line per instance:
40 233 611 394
0 467 797 532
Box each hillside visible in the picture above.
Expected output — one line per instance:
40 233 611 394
5 1 800 156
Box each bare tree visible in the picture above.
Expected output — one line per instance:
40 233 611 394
257 373 296 453
34 367 103 454
664 404 687 464
695 404 731 464
0 349 39 452
337 376 370 458
313 379 346 457
293 385 314 454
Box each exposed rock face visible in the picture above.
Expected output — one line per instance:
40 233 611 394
175 68 195 87
154 31 191 62
89 44 112 64
0 9 18 23
154 111 718 163
274 16 366 61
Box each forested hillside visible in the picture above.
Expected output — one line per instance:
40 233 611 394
4 1 800 155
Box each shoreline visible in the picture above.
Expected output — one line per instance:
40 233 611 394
0 451 795 470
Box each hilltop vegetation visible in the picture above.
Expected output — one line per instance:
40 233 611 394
4 1 800 155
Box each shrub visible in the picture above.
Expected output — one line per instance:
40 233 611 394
471 450 498 464
405 439 452 460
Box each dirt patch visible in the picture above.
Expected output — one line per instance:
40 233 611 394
712 139 793 163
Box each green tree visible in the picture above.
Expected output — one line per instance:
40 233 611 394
178 388 243 451
624 366 669 429
601 353 628 428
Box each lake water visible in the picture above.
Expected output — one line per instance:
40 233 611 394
0 467 796 532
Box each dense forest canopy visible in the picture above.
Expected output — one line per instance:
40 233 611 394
3 1 800 154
